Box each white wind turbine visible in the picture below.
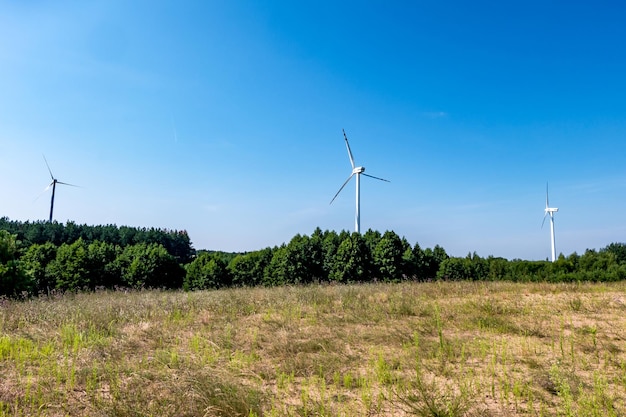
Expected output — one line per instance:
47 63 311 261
330 129 389 233
542 183 559 262
42 155 79 222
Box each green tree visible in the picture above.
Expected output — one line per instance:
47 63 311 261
47 239 90 291
600 243 626 265
116 243 184 289
321 230 342 280
185 252 230 290
433 245 449 264
286 234 311 284
63 220 81 243
373 231 405 282
21 242 57 293
437 257 471 281
229 248 273 287
330 232 372 283
363 229 382 254
603 242 626 265
85 241 121 288
550 253 577 279
468 252 489 280
0 231 32 296
263 232 324 285
308 227 326 282
422 245 449 279
279 234 320 284
436 252 486 281
408 242 427 280
23 221 47 247
264 245 289 286
486 256 509 281
508 260 550 282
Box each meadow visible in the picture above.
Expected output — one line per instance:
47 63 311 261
1 281 625 416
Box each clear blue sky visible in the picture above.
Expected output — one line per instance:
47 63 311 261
1 1 625 260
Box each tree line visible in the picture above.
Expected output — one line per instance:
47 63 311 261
0 217 193 262
1 218 625 297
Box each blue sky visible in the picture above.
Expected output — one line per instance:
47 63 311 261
1 1 625 260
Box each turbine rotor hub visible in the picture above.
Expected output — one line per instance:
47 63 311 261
353 166 365 174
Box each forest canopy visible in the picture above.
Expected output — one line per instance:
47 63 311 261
1 217 625 297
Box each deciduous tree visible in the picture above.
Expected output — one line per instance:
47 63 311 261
0 231 31 296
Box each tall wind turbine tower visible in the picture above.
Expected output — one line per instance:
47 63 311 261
42 155 78 222
542 183 559 262
330 129 389 233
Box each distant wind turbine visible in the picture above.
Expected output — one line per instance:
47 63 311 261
542 183 559 262
42 155 79 222
330 129 389 233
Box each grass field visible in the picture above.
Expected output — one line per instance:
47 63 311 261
1 281 625 416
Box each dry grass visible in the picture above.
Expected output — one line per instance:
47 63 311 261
1 281 626 416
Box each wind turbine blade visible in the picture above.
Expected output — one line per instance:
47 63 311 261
545 182 549 208
362 173 390 182
330 173 355 205
33 184 52 202
56 181 80 187
541 212 547 229
342 129 356 169
42 154 54 180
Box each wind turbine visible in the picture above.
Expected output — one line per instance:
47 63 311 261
42 155 78 222
542 183 559 262
330 129 389 233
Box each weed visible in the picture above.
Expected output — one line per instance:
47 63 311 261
569 296 583 312
185 369 265 417
549 362 575 417
395 371 472 417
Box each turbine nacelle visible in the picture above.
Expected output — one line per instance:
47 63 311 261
353 166 365 175
545 207 559 214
